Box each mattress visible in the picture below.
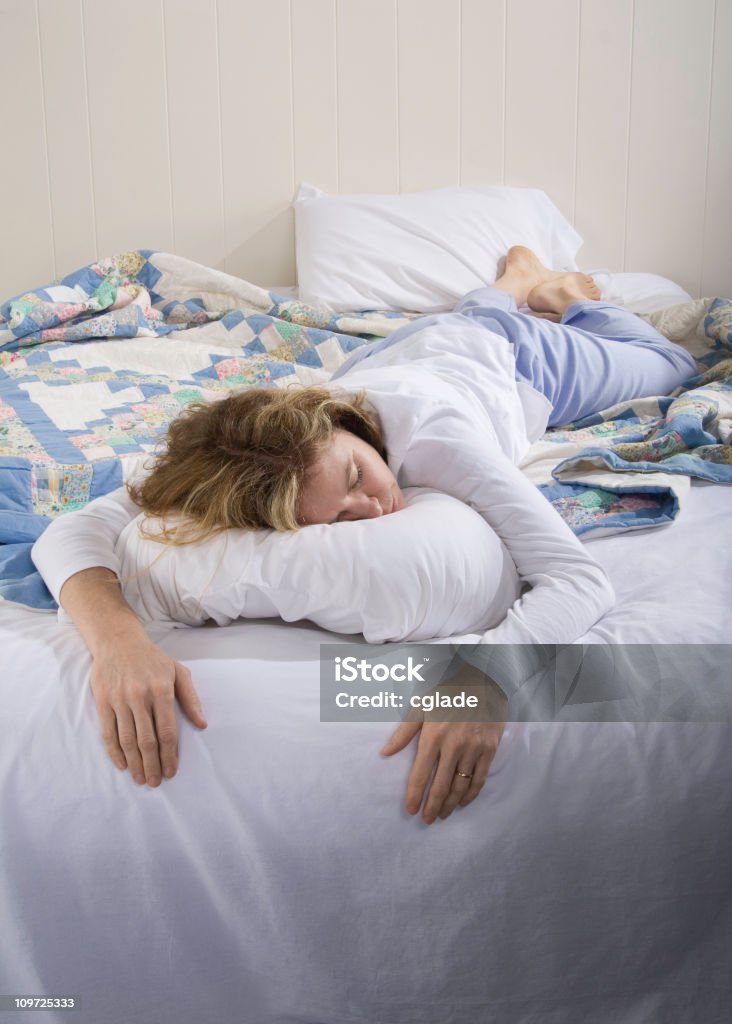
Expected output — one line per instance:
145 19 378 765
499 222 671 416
1 482 730 1024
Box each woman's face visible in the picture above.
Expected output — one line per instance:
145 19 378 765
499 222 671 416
298 429 407 525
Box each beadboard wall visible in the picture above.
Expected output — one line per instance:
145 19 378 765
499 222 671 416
1 0 730 300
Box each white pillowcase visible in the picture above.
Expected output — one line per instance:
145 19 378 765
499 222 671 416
116 488 521 643
294 183 583 314
588 271 692 314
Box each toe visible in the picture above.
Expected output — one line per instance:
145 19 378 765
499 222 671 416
582 275 601 300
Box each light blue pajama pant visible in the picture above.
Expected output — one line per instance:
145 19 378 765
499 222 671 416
334 287 698 427
454 287 697 425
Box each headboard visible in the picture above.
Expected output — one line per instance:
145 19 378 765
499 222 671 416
1 0 729 300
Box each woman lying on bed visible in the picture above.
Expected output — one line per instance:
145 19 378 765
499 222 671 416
32 247 697 824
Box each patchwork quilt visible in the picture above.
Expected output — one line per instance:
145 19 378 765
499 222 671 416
525 350 732 536
0 252 416 606
0 250 730 607
0 253 415 529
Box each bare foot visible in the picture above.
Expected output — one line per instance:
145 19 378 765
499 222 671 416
493 245 566 307
527 273 602 317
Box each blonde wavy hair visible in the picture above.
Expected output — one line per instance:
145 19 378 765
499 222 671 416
127 386 386 544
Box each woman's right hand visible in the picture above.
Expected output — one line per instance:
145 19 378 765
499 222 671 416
59 567 207 787
90 633 207 787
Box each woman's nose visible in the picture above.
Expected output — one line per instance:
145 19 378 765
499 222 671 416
357 495 383 519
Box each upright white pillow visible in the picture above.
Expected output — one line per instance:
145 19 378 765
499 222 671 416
294 183 583 313
116 488 521 643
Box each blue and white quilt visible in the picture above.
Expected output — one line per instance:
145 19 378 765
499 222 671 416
524 348 732 536
1 250 730 609
0 251 416 607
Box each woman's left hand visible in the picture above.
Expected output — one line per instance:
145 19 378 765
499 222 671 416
381 666 507 824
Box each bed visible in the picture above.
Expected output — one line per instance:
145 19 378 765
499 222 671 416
1 188 731 1024
1 487 731 1024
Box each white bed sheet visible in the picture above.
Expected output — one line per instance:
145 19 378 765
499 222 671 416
1 482 731 1024
582 482 729 643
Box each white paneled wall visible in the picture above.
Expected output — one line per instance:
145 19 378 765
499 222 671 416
1 0 730 299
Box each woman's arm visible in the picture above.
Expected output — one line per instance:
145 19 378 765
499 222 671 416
401 411 615 660
31 485 141 603
31 488 207 786
381 411 614 822
60 568 206 785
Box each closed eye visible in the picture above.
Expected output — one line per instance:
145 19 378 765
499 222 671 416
349 463 362 490
335 464 363 524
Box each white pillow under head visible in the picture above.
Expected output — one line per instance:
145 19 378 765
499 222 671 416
116 488 521 643
294 183 583 314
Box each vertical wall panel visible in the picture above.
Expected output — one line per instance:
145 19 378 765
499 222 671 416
397 0 461 192
163 0 225 270
625 0 714 293
460 0 505 186
82 0 173 257
292 0 338 193
218 0 294 285
336 0 399 194
574 0 633 271
701 0 732 297
38 0 96 279
2 0 732 296
0 0 54 296
504 0 580 225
